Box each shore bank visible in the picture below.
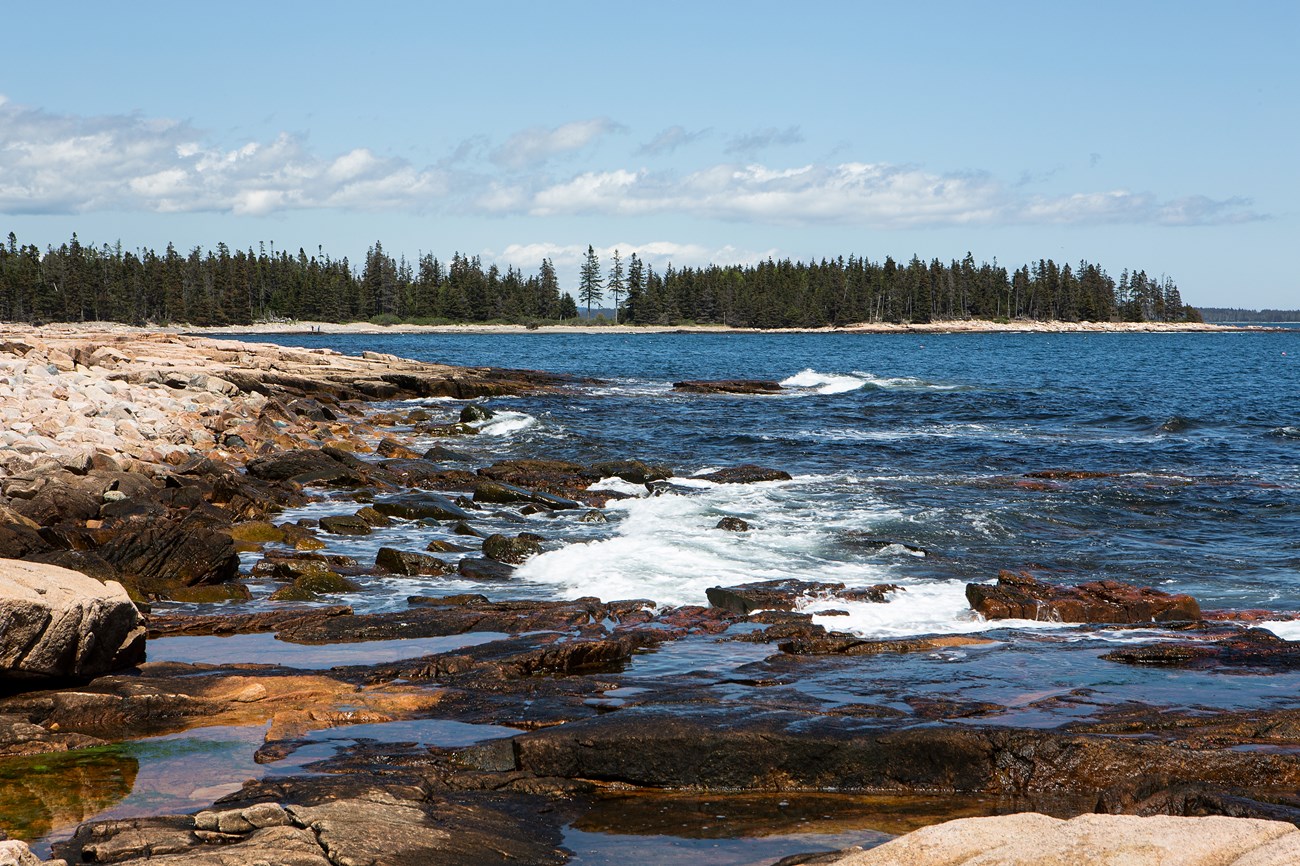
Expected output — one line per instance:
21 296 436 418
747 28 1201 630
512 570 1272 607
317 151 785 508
5 319 1272 337
2 327 1300 865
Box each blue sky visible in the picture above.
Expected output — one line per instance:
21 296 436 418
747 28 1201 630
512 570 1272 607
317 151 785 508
1 1 1296 307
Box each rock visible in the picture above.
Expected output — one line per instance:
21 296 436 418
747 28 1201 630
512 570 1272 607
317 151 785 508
477 459 589 496
805 813 1300 866
245 449 362 484
0 839 45 865
457 558 517 581
374 548 453 576
229 521 286 543
459 404 495 423
672 379 784 394
269 570 359 601
9 483 102 525
578 509 607 523
966 571 1201 624
318 515 373 536
354 506 392 528
375 437 420 459
473 480 581 510
0 559 145 683
715 517 750 531
696 464 793 484
1102 628 1300 670
482 534 543 565
372 493 472 521
452 522 486 538
97 512 240 590
582 459 672 484
705 579 894 615
422 445 471 462
425 540 471 553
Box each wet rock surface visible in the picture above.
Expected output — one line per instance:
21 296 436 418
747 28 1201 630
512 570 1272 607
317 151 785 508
966 571 1202 624
672 379 785 395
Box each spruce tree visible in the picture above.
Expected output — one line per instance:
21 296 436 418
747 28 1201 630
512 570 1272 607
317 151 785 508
606 249 625 323
578 245 603 318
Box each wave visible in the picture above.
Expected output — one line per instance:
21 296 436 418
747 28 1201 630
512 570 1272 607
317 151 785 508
778 368 960 395
470 410 538 437
1268 426 1300 440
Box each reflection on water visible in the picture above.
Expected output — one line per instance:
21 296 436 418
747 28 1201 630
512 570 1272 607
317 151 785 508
0 747 137 843
564 790 1096 865
147 631 512 668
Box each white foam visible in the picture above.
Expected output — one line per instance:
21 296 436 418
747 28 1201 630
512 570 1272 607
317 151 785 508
588 477 650 496
471 411 537 436
1259 620 1300 641
780 369 868 394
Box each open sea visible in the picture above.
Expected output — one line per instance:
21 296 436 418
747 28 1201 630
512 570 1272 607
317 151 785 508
220 328 1300 634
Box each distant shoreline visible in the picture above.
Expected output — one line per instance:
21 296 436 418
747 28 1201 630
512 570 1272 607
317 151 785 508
5 319 1277 338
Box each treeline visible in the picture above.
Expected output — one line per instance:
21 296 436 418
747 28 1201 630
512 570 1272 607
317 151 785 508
1198 307 1300 323
0 232 1197 327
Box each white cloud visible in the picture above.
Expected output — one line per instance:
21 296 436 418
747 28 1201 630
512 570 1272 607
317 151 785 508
725 125 804 155
488 118 624 169
0 100 448 216
0 97 1262 229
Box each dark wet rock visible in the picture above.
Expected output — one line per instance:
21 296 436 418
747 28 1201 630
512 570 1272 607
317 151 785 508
367 634 642 684
715 517 750 531
278 599 611 644
497 706 1300 796
354 506 392 528
269 570 360 602
706 579 895 615
422 445 472 462
228 521 285 543
375 437 420 459
1024 470 1119 481
581 459 672 484
376 458 460 488
645 480 706 497
578 509 607 524
966 571 1201 624
696 464 793 484
96 511 240 590
840 533 928 557
375 547 454 576
477 459 589 498
1101 627 1300 670
482 534 543 565
245 449 366 486
318 514 372 536
0 522 52 560
457 558 517 581
672 379 784 395
148 605 353 638
372 493 473 521
0 559 145 683
9 483 101 525
473 481 581 510
459 404 495 423
453 521 487 538
252 552 362 580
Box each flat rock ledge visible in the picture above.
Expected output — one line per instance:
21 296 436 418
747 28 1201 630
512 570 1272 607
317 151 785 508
0 559 145 682
785 813 1300 866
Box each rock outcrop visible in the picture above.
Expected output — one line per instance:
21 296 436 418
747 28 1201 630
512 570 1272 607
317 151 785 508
966 571 1201 624
0 559 145 682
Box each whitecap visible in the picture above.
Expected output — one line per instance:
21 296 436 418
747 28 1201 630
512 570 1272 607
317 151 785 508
471 410 537 436
780 368 868 394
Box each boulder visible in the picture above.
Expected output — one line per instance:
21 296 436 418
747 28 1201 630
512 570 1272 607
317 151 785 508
372 493 472 521
706 579 893 615
1102 628 1300 670
715 517 750 531
672 379 784 395
0 559 145 682
582 459 672 484
966 571 1201 624
318 515 373 536
473 480 581 510
459 404 495 423
374 548 453 576
481 533 543 565
375 437 420 459
457 558 517 581
97 512 240 589
696 464 793 484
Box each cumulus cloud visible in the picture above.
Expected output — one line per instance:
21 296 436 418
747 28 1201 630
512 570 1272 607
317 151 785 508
488 118 624 169
0 97 1263 229
0 99 448 215
724 125 804 155
516 162 1262 228
638 125 709 156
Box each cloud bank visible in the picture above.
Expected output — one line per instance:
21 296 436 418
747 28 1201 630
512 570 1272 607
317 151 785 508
0 98 1262 228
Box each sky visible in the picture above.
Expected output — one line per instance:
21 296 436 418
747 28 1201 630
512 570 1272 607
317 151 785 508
1 1 1297 308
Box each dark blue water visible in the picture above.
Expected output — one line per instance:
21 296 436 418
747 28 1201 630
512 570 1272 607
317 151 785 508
228 330 1300 615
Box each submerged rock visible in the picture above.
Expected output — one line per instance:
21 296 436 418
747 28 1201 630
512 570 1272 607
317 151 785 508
374 547 454 576
966 571 1201 624
1102 627 1300 670
0 559 145 683
696 464 793 484
715 517 750 531
372 493 472 521
457 558 517 581
473 481 581 510
481 533 544 565
706 579 896 615
672 379 784 395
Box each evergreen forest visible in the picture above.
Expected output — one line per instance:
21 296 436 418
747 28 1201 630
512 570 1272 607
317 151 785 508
0 233 1199 327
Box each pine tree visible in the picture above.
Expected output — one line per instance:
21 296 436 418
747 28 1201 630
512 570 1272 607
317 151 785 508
578 245 603 318
606 249 625 323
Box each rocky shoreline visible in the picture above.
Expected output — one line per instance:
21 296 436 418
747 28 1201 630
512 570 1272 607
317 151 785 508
2 329 1300 865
